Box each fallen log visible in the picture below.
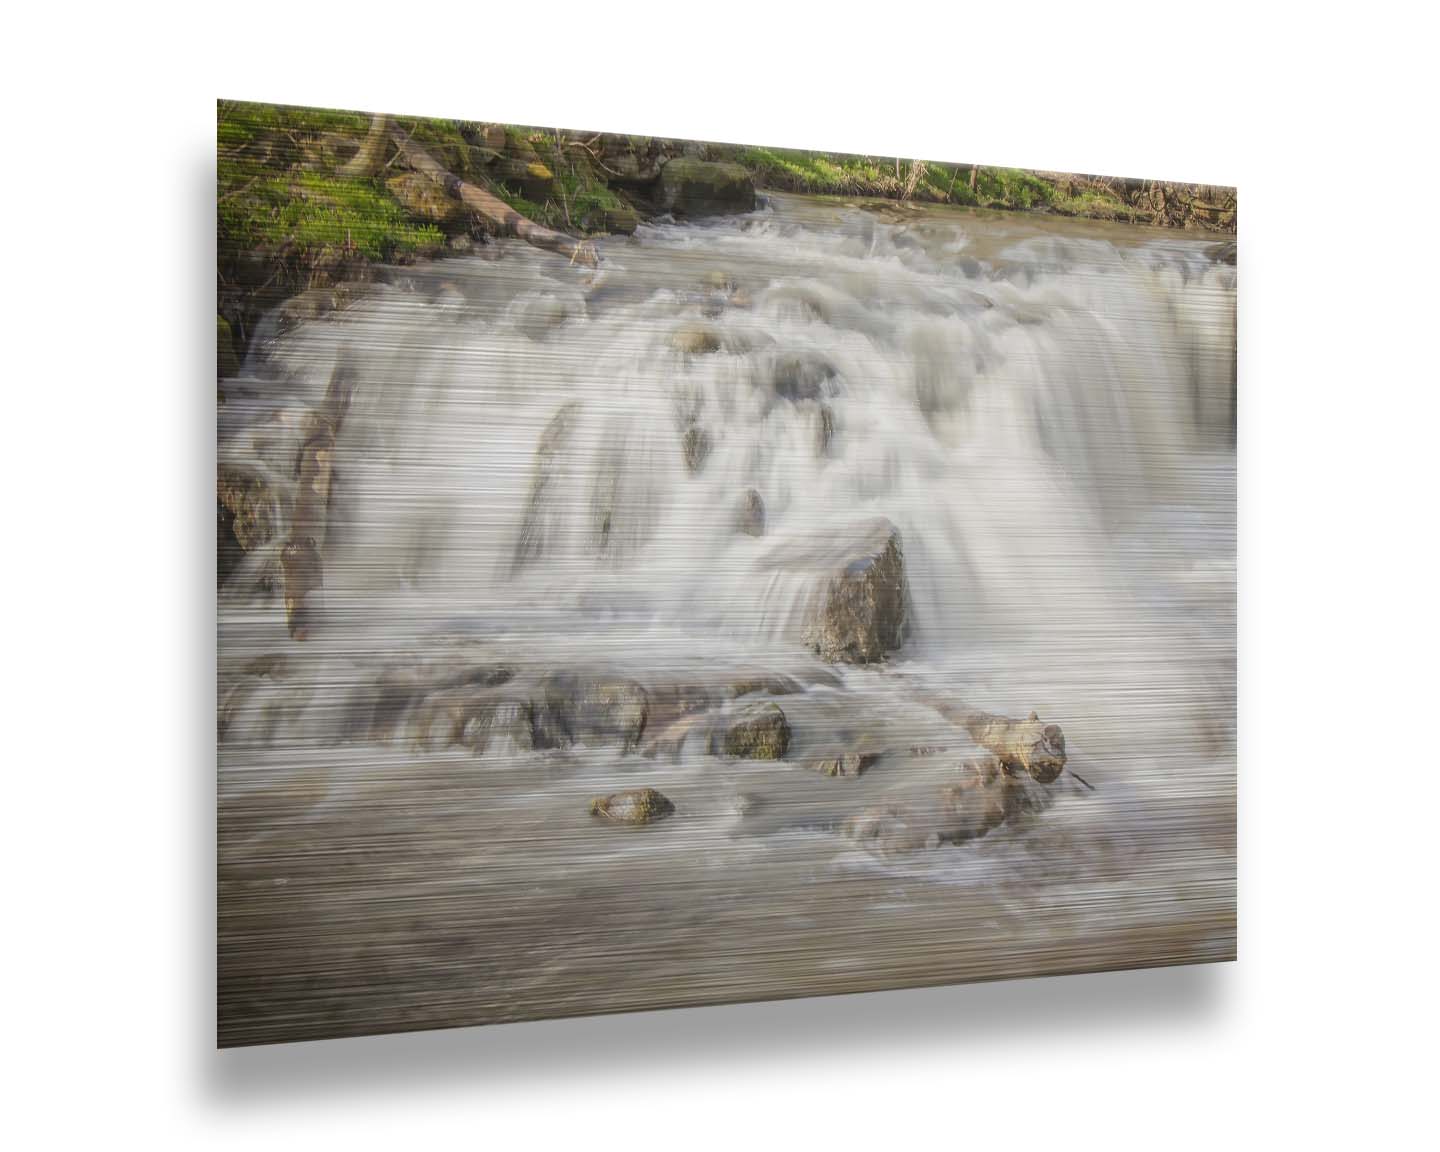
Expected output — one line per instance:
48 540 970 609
387 124 599 267
280 358 354 640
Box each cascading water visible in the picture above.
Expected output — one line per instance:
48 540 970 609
218 194 1236 1044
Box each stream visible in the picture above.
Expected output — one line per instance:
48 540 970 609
217 193 1237 1045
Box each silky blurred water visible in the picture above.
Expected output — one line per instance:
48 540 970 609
217 194 1236 1045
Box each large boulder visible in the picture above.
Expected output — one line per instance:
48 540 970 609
656 158 756 218
792 519 909 664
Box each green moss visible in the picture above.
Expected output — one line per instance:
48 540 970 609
219 101 446 275
974 166 1056 209
218 169 443 263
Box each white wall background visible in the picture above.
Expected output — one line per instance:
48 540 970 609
4 2 1435 1146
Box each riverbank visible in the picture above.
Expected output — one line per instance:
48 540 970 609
217 100 1236 374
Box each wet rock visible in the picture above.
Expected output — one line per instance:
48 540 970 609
726 673 803 698
811 750 878 778
961 709 1067 784
656 158 756 218
275 280 371 335
386 172 468 233
279 538 323 641
590 787 675 825
815 403 835 458
514 401 580 571
673 326 721 355
682 425 712 473
216 464 278 553
217 315 239 380
602 202 641 235
797 518 909 664
716 702 791 760
532 673 649 751
772 353 837 403
845 758 1047 856
734 488 766 537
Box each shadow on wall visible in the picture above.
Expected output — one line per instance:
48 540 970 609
200 961 1227 1103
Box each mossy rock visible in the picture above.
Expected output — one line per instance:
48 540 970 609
719 703 791 760
216 464 276 552
385 173 469 234
217 315 239 380
590 787 675 825
657 158 756 218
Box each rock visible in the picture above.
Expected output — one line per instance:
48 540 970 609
673 326 721 355
734 488 766 537
279 538 323 641
772 353 837 402
532 673 649 751
449 234 474 253
797 519 909 664
275 280 372 334
386 172 469 233
717 702 791 760
513 401 580 571
811 750 878 778
816 403 835 458
498 157 554 201
960 709 1067 784
216 464 277 552
681 425 711 473
217 315 239 380
479 123 508 152
656 158 756 218
590 787 675 825
845 758 1046 856
602 202 641 235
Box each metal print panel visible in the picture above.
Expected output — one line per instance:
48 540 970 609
217 101 1237 1046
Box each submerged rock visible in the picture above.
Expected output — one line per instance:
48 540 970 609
532 673 649 751
772 353 837 403
716 702 791 760
810 750 878 778
681 424 712 473
673 326 721 355
734 488 766 537
656 158 756 218
815 403 835 458
800 518 909 664
845 757 1048 856
590 787 675 825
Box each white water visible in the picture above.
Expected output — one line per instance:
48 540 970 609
218 195 1236 1044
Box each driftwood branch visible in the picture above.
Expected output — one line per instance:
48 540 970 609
340 114 390 178
387 125 599 267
